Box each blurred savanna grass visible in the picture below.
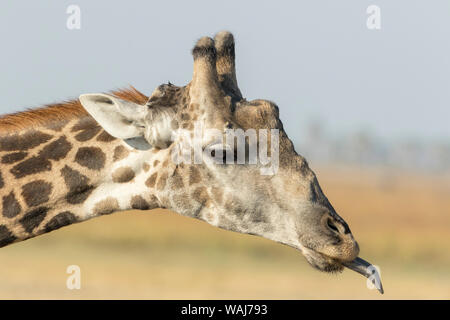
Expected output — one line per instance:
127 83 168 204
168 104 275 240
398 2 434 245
0 166 449 299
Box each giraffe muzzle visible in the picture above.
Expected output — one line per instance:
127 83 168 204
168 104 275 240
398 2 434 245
342 257 384 294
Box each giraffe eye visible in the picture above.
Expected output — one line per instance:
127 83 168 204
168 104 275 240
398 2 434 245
205 144 237 164
222 148 239 164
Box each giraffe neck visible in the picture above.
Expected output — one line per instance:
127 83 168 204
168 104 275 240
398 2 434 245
0 112 162 247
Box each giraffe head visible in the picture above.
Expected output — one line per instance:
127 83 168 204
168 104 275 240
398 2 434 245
79 32 382 292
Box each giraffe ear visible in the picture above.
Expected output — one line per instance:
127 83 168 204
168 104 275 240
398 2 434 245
79 93 148 140
79 93 176 150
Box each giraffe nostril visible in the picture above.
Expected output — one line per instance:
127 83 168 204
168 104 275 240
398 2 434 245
327 218 339 233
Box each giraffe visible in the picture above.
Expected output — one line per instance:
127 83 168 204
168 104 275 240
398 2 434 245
0 31 383 293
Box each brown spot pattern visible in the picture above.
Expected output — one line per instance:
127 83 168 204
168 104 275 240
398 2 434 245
143 163 150 172
112 167 135 183
21 180 52 207
192 187 209 206
159 196 170 208
10 156 52 178
113 145 129 162
1 152 27 164
9 136 71 179
20 207 48 233
156 172 168 190
181 113 190 121
39 136 72 161
0 131 52 152
72 117 102 142
0 225 16 247
211 187 223 204
71 117 97 131
61 165 94 204
0 171 3 189
171 120 179 130
45 119 69 132
225 198 246 217
148 195 160 208
146 172 158 188
170 167 184 189
96 130 117 142
130 195 150 210
251 209 268 223
44 211 77 233
75 147 106 170
2 192 21 218
93 197 119 215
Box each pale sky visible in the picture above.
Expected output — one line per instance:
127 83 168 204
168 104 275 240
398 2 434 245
0 1 449 144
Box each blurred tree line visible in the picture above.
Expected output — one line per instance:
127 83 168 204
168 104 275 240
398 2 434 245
297 120 450 173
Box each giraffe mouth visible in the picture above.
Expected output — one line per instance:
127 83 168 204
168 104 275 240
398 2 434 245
302 248 384 294
321 254 384 294
342 257 384 294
